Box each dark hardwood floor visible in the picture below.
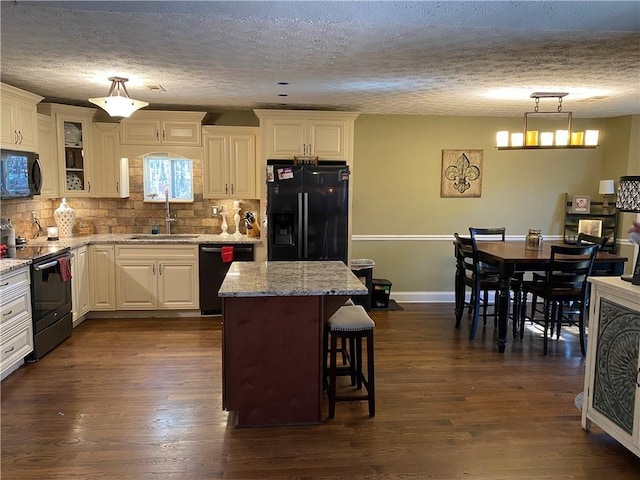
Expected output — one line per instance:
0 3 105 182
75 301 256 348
2 304 639 479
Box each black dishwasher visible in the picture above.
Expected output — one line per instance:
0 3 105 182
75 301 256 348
199 244 254 315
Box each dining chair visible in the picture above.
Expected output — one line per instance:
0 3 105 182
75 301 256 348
468 227 525 338
524 244 599 355
453 232 501 340
528 233 609 326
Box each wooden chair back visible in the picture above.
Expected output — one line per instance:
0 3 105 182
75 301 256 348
543 244 599 293
469 227 506 242
576 232 609 250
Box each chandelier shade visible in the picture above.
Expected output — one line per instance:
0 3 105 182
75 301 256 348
89 77 148 118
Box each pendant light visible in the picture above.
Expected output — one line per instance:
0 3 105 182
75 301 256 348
496 92 599 150
89 77 148 118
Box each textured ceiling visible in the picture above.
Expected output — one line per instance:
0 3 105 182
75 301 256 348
1 1 639 118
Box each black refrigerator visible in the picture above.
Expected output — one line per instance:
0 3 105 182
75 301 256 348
267 162 350 262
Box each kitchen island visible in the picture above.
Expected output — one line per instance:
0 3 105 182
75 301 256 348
219 261 368 427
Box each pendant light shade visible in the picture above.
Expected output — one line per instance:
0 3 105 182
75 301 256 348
89 77 148 118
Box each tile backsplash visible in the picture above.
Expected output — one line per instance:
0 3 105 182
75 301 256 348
0 156 260 240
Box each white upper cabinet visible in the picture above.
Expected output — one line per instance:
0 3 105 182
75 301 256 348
254 110 359 161
93 123 129 198
36 113 59 198
119 111 206 146
0 83 43 152
38 103 97 198
202 126 258 199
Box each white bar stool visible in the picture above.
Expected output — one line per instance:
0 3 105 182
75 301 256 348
325 305 375 419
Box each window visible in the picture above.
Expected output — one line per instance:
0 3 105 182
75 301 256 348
143 153 193 203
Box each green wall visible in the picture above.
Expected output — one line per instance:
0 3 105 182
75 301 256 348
350 114 637 300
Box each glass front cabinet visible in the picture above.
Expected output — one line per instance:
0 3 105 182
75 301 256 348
38 104 96 197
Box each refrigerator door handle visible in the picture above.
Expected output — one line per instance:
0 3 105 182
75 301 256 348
303 192 309 258
297 192 304 258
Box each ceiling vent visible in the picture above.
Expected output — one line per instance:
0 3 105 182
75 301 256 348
145 84 166 93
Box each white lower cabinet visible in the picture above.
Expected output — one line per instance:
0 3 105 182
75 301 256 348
89 245 116 311
115 245 199 310
582 277 640 458
70 245 90 325
0 267 33 380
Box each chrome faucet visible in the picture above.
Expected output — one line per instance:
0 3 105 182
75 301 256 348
164 189 177 234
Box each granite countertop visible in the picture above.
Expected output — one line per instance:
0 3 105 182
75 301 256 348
24 233 261 249
219 261 368 297
0 233 262 275
0 259 31 274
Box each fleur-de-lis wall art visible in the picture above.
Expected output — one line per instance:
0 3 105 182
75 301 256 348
440 149 483 198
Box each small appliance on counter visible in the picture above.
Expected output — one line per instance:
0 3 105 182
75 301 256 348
0 218 16 248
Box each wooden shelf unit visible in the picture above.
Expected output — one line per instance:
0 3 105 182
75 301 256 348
563 192 617 253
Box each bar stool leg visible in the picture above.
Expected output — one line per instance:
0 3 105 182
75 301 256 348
328 332 339 419
366 330 375 417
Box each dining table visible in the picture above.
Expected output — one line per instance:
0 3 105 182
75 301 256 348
462 240 628 353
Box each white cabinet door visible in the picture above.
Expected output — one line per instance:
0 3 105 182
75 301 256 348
229 134 256 199
269 119 306 157
308 119 347 159
203 133 229 198
0 101 14 147
0 84 42 151
37 114 60 198
115 245 199 311
158 262 198 309
14 99 39 151
120 111 205 146
162 119 202 145
202 127 257 199
93 123 129 198
116 262 157 310
89 245 116 311
119 118 162 145
71 245 90 325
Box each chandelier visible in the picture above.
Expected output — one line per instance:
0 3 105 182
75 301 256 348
89 77 148 118
496 92 598 150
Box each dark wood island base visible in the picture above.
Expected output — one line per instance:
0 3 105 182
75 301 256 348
223 295 347 427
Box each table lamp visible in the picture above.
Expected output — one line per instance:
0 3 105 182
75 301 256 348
617 176 640 285
599 179 615 210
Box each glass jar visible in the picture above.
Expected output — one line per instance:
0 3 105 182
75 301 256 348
525 229 543 251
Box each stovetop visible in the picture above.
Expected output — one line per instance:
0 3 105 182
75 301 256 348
4 245 71 263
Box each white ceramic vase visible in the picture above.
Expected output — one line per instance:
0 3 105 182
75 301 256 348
54 197 75 238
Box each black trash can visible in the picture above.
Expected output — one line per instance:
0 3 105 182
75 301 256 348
350 259 375 311
371 278 392 309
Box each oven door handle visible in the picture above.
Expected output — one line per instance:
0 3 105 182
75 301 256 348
34 254 74 271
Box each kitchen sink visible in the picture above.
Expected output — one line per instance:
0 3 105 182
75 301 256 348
128 234 201 240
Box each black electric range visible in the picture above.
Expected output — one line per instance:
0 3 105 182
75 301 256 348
3 244 74 361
